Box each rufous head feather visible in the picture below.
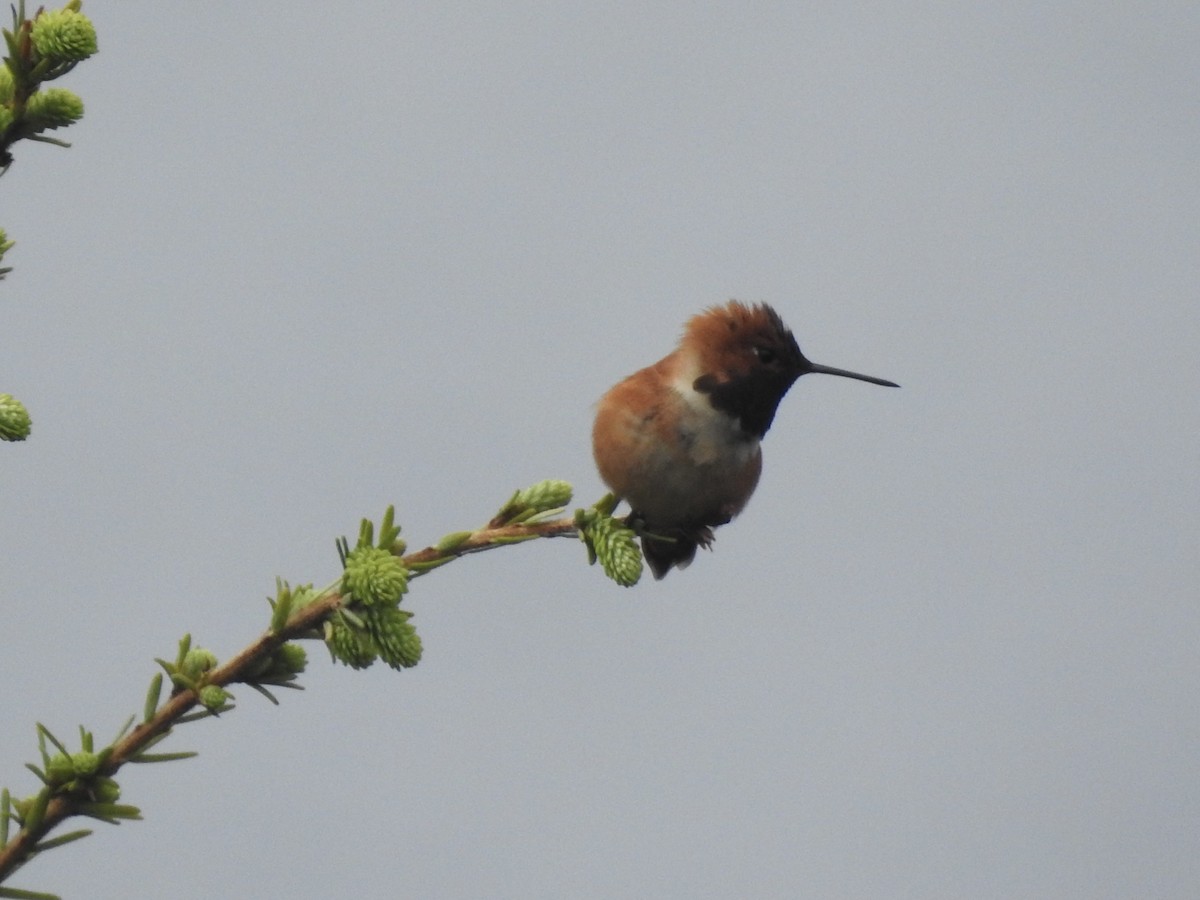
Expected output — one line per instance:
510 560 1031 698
682 300 898 438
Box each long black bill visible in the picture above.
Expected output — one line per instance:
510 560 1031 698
805 361 899 388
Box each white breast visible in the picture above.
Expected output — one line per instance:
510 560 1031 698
669 373 759 467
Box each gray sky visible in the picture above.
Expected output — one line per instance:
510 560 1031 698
3 3 1198 898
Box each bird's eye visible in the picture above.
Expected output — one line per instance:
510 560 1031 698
753 346 776 365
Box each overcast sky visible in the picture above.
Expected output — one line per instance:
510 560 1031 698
3 3 1198 898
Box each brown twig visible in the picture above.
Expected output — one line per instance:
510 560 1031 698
0 514 581 884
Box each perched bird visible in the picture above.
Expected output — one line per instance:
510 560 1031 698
592 301 898 579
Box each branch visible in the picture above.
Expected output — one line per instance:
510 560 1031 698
0 489 641 890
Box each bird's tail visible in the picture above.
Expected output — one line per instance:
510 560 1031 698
640 526 715 580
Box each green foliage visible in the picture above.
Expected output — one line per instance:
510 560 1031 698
20 87 82 132
1 481 647 893
0 229 13 280
325 508 420 670
342 546 409 608
0 395 30 441
492 479 573 525
576 496 643 587
29 8 97 64
1 1 96 160
2 0 99 437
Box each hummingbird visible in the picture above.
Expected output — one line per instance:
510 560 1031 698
592 300 898 579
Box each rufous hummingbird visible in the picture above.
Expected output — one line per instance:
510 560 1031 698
592 300 898 579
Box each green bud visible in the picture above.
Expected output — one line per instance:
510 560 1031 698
181 648 218 679
45 753 74 785
591 492 620 517
23 87 85 132
325 616 377 669
71 750 101 778
30 8 98 62
92 776 121 803
342 545 408 606
513 479 573 513
365 607 422 670
278 582 319 619
198 684 230 710
0 66 13 104
0 394 32 441
274 642 307 674
589 516 643 587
